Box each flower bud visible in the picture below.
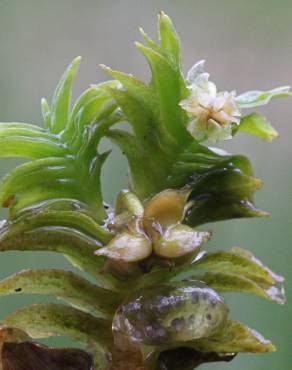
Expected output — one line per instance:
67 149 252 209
95 231 152 262
153 224 211 258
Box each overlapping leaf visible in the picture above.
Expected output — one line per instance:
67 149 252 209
0 58 121 220
4 304 112 370
0 269 122 318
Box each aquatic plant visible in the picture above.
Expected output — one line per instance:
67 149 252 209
0 12 288 370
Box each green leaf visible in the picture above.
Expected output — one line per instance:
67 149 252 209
194 248 284 286
0 269 121 318
139 27 161 53
3 303 112 367
50 57 81 134
0 157 75 208
196 271 285 304
66 87 118 149
41 98 51 129
190 320 276 353
0 123 65 159
184 160 267 227
136 42 189 147
237 113 278 142
0 218 120 289
235 86 291 108
158 11 181 67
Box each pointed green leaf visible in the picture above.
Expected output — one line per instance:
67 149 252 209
139 27 161 53
196 271 285 304
237 113 279 142
100 65 156 114
158 11 181 67
0 123 65 159
50 57 81 134
41 98 51 128
194 248 284 286
136 42 189 146
0 269 121 318
235 86 291 108
190 320 276 353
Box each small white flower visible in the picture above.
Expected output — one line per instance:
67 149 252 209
180 60 241 143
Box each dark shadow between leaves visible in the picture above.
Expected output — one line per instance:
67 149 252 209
1 342 93 370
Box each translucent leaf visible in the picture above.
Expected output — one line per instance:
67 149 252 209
237 113 278 142
190 320 276 353
50 57 81 134
186 60 206 85
2 342 93 370
235 86 291 108
0 269 121 318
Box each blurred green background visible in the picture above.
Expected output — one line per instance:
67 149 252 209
0 0 291 369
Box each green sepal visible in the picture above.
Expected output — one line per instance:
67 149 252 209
236 113 279 142
0 269 121 318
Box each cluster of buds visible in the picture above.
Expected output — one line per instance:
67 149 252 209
180 60 241 142
95 189 210 277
